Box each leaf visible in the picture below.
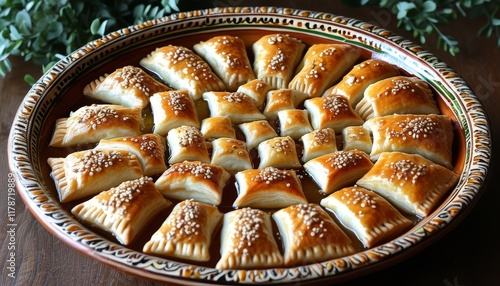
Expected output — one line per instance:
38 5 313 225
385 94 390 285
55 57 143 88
90 18 101 35
46 21 63 40
422 1 437 12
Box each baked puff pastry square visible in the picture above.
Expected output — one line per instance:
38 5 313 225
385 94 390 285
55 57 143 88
303 150 373 195
324 59 401 106
320 186 412 248
47 149 143 203
363 114 454 168
342 126 372 154
356 152 459 217
167 126 210 164
277 109 313 139
273 203 355 266
94 133 167 176
257 136 302 169
200 116 236 140
304 94 364 133
49 104 142 147
216 208 283 269
211 138 252 174
238 120 278 150
155 161 230 206
355 76 439 120
263 89 308 120
300 128 337 162
203 91 266 124
149 90 200 136
289 44 361 98
193 35 255 91
143 199 223 262
252 34 305 89
72 177 171 245
140 45 225 100
83 65 170 108
233 167 307 209
236 79 273 110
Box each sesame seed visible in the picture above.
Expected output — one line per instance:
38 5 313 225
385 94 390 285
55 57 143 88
322 95 350 116
166 199 201 241
228 208 266 255
71 149 126 175
251 167 290 184
389 116 438 140
99 176 153 216
79 105 123 130
387 159 427 184
177 126 204 147
166 162 214 179
313 129 333 145
115 66 151 95
325 150 365 169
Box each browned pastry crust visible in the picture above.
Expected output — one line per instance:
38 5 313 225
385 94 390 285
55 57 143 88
320 186 412 248
216 208 283 269
47 149 143 203
324 59 401 106
304 149 374 194
289 43 361 98
304 94 364 132
273 203 355 266
49 104 142 147
149 90 200 136
233 167 307 208
355 76 439 120
194 35 255 91
155 161 230 206
363 114 454 168
83 65 171 108
252 34 305 89
72 177 171 245
140 45 225 100
95 133 167 176
143 199 222 261
356 151 459 216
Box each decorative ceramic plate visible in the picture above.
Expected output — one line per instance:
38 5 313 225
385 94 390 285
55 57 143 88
8 7 491 285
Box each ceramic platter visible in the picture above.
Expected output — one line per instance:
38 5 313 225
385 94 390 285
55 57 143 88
8 7 491 285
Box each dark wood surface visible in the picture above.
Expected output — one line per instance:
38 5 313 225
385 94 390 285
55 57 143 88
2 2 499 285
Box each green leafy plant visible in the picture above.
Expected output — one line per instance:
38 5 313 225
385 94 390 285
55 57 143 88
0 0 180 83
347 0 500 56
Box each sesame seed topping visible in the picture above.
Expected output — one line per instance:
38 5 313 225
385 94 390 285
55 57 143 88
313 129 333 145
268 137 294 155
341 188 377 209
165 91 189 115
292 204 328 238
115 66 151 95
268 48 287 71
72 149 125 175
325 151 365 169
322 95 350 116
166 199 201 241
99 176 153 216
222 92 247 103
165 46 214 81
389 116 439 140
251 167 291 184
166 162 214 179
387 159 427 184
79 105 124 130
229 208 266 255
177 126 204 147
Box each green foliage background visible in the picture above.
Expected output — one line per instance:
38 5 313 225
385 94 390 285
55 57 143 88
1 0 499 83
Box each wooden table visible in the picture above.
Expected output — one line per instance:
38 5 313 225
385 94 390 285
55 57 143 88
2 2 499 285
